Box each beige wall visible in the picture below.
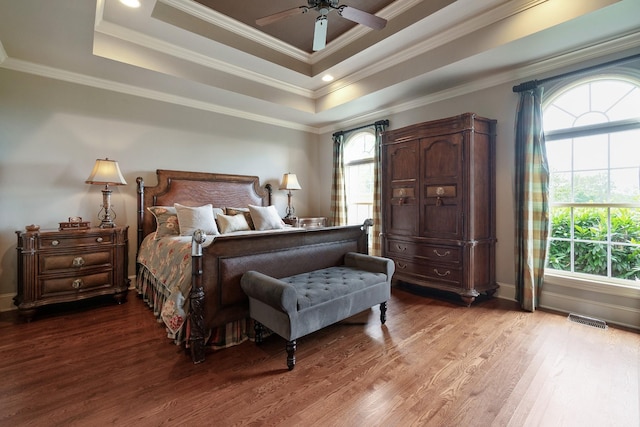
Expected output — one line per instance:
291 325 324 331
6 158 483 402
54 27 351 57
0 69 320 305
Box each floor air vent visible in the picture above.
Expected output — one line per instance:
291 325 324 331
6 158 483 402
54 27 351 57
567 313 608 329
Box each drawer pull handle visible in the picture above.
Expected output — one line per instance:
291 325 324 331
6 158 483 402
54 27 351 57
433 269 450 277
72 279 83 289
51 240 60 246
96 237 104 243
397 262 407 269
395 244 406 252
72 257 85 267
433 249 450 257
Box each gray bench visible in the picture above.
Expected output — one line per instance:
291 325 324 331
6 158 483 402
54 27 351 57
240 252 394 370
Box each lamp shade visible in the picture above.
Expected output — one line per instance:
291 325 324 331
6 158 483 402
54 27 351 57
85 158 127 186
279 173 301 191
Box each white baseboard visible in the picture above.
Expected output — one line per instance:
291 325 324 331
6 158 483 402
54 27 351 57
496 281 640 331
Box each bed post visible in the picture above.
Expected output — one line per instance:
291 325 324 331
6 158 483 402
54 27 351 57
265 183 272 205
136 177 144 252
190 229 207 364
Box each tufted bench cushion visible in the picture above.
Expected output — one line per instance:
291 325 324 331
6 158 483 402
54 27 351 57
241 252 394 370
282 267 388 310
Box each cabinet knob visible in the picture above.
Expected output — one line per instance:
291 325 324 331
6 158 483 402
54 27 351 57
395 244 406 252
433 249 450 257
96 237 104 243
51 240 60 246
397 262 407 269
72 257 85 267
72 279 83 289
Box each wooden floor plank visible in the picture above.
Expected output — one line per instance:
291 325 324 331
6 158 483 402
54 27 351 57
0 288 638 426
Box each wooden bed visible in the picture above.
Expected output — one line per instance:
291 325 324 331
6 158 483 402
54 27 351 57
136 170 371 364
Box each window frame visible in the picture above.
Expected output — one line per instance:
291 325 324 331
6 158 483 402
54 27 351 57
542 72 640 292
343 130 376 227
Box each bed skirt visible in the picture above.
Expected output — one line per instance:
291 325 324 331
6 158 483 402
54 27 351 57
136 264 253 350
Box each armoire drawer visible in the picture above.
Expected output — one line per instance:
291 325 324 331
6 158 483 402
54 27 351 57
386 240 461 264
392 257 462 286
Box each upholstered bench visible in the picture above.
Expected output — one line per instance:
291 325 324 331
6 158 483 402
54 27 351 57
240 252 394 370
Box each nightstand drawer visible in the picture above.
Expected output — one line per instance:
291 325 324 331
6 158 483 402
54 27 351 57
41 271 113 295
298 217 326 229
41 251 113 273
39 233 112 249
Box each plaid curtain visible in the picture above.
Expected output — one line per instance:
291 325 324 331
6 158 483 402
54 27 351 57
514 87 550 312
330 133 347 226
371 122 388 256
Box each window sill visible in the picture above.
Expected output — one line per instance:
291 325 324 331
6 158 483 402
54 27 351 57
544 270 640 299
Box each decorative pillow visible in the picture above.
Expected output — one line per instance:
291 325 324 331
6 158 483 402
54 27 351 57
248 204 285 231
148 206 180 239
225 207 255 230
174 203 220 236
216 213 251 234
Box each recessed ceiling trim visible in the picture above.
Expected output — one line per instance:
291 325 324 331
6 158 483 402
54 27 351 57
320 30 640 134
0 56 319 133
315 0 546 99
94 19 315 98
159 0 311 62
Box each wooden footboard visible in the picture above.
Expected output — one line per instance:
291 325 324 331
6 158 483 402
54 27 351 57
188 220 372 363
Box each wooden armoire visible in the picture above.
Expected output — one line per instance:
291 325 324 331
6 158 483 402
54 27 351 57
381 113 498 305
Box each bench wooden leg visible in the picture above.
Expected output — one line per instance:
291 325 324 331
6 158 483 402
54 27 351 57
286 340 296 370
254 321 265 344
380 301 387 324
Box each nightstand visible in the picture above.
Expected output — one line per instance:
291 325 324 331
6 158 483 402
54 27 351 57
284 217 327 229
14 226 129 321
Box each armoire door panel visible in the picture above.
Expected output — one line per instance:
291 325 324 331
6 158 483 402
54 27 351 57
421 134 463 181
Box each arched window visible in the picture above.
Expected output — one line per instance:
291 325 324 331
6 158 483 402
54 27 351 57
543 76 640 283
343 131 375 225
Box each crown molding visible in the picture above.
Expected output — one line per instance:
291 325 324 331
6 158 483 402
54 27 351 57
320 30 640 134
0 57 318 133
316 0 547 99
94 20 315 99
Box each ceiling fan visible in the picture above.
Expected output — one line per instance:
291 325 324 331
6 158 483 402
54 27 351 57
256 0 387 51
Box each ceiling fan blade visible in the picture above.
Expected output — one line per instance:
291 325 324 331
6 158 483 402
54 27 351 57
256 6 308 26
313 16 328 51
338 6 387 30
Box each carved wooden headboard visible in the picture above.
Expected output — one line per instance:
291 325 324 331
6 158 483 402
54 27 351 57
136 170 272 248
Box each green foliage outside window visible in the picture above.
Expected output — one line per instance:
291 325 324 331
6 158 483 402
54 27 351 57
547 207 640 280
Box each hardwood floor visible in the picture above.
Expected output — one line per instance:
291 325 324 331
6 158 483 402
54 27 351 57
1 287 638 426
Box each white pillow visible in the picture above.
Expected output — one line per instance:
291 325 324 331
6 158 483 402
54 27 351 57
216 213 251 234
248 204 285 231
174 203 220 236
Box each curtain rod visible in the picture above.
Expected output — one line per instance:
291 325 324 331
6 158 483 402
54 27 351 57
332 119 389 138
512 52 640 93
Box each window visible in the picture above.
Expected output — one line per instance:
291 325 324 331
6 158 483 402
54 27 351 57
543 76 640 284
343 131 375 225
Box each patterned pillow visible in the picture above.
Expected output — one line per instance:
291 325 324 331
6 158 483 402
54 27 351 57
248 204 285 231
217 213 251 234
225 207 255 230
175 203 220 236
148 206 180 239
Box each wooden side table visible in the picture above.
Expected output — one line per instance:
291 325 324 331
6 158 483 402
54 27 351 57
284 217 327 229
14 226 130 320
